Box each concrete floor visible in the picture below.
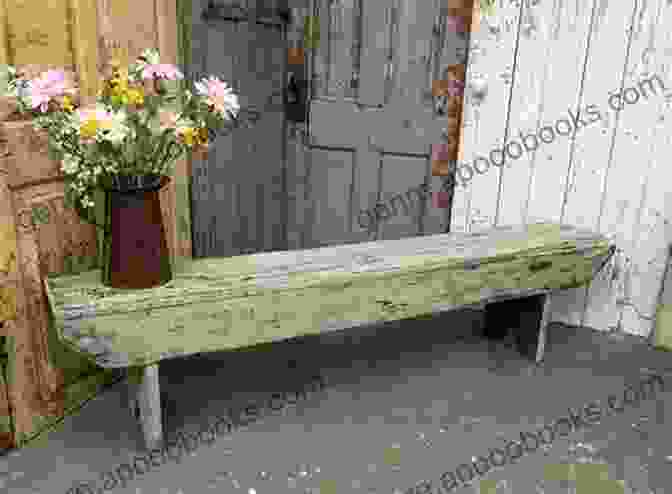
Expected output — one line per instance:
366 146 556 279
1 308 671 494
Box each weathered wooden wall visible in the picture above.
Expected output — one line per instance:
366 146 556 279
455 0 671 339
188 0 288 258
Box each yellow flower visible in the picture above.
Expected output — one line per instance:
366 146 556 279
109 76 129 97
179 127 197 146
61 95 74 112
198 128 209 145
79 117 113 139
80 119 99 139
126 88 144 106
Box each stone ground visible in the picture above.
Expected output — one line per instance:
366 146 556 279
1 308 671 494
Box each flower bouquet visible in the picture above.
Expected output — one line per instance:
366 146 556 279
10 48 241 216
3 49 242 288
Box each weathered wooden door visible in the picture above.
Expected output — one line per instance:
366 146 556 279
190 0 288 258
291 0 471 248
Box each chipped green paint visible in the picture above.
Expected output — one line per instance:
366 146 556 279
654 303 672 350
44 223 613 368
543 463 625 494
480 0 496 16
304 16 320 49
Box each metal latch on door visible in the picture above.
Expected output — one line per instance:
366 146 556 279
284 72 308 123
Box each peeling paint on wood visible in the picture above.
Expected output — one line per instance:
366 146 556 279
45 223 613 368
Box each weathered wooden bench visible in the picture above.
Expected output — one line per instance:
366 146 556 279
44 223 613 450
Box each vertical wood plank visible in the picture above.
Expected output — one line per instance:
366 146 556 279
583 0 667 336
496 0 553 228
285 130 310 250
70 0 101 102
550 0 634 328
0 0 11 66
515 0 594 227
357 0 386 107
610 0 672 337
156 0 192 271
0 156 17 449
246 18 285 253
451 0 520 233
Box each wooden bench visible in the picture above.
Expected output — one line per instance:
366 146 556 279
44 223 614 450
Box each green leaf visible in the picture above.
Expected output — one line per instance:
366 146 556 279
0 65 13 94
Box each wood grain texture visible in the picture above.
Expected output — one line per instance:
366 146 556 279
613 0 672 338
189 0 286 258
437 0 670 339
0 0 179 451
2 144 117 447
3 0 73 67
70 0 100 103
583 0 669 336
451 0 520 234
0 157 16 446
45 223 613 368
548 0 633 329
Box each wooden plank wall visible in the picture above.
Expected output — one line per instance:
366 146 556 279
188 0 287 258
456 0 672 338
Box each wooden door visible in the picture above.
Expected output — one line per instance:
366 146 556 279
190 0 287 258
0 0 114 451
0 0 188 451
291 0 473 248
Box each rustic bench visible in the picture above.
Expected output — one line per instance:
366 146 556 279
44 223 614 450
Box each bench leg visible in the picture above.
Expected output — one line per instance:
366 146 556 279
484 293 551 363
533 294 551 363
135 364 163 450
126 375 140 420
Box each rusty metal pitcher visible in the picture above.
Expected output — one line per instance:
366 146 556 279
98 174 172 289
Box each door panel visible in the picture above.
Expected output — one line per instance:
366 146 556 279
306 148 356 247
307 0 470 246
378 155 426 240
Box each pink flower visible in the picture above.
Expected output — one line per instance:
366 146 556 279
28 69 77 112
75 106 113 122
141 63 184 81
194 76 239 118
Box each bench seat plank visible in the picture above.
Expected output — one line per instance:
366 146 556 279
44 223 613 368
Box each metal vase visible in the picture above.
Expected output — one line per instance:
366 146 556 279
100 174 172 289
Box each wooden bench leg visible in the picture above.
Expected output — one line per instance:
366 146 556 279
484 293 551 363
126 374 140 420
135 364 163 450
